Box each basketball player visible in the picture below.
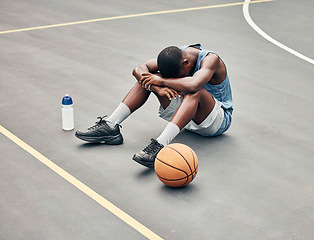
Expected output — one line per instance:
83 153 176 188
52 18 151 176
75 44 233 168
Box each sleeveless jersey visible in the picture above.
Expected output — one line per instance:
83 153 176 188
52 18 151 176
180 44 233 113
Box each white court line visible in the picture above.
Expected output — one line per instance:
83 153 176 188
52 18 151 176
243 0 314 65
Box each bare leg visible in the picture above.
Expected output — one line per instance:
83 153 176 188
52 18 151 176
76 82 155 145
122 82 151 113
154 88 215 146
153 92 172 110
132 89 216 167
171 88 216 129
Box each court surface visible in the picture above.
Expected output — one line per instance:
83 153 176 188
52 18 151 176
1 0 314 239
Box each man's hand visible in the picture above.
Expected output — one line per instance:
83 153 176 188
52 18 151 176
153 85 181 101
140 73 163 90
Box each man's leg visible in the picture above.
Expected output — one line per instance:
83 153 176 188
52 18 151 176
172 88 215 129
121 82 151 113
106 82 151 126
75 82 151 144
156 88 215 146
133 88 215 167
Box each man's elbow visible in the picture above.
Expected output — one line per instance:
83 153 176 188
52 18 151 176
132 64 149 76
132 66 144 79
132 67 137 77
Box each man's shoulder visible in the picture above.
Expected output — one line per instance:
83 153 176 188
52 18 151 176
201 53 220 67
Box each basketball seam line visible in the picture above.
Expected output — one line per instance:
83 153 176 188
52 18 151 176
190 148 197 173
165 146 194 175
155 168 198 181
155 157 190 186
156 157 189 176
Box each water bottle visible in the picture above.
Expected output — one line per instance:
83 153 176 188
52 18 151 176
62 94 74 130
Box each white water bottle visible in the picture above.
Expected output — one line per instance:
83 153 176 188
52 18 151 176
62 94 74 130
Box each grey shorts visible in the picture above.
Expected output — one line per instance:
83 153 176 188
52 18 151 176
158 96 224 136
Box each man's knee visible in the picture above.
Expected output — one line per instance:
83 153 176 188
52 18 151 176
184 88 206 101
183 89 215 109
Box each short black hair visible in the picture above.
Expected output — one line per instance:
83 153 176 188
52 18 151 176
157 46 183 78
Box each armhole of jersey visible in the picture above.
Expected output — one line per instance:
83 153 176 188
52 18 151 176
188 43 202 49
203 52 228 82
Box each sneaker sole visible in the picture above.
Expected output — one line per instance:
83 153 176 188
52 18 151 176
132 155 154 168
75 133 123 145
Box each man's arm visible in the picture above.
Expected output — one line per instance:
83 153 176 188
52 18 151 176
132 58 158 82
132 58 180 100
141 54 220 93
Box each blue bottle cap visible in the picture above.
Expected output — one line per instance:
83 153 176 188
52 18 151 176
62 94 73 105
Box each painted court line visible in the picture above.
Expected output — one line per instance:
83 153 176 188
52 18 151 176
0 125 163 240
243 0 314 65
0 0 273 35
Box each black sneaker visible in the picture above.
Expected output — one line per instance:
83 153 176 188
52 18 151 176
75 116 123 144
132 138 164 168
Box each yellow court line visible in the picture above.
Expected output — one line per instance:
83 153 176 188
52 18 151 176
0 0 273 35
0 125 163 240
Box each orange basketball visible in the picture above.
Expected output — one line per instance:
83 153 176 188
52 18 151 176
155 143 198 187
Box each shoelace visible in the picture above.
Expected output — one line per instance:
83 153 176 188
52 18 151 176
87 116 107 130
143 139 163 154
87 116 122 130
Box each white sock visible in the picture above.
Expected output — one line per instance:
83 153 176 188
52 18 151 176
106 102 131 127
156 122 180 146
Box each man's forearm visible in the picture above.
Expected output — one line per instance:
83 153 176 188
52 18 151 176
161 77 198 93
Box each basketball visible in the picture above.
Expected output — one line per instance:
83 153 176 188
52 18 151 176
155 143 198 188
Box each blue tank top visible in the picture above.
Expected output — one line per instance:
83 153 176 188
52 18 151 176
180 44 233 113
